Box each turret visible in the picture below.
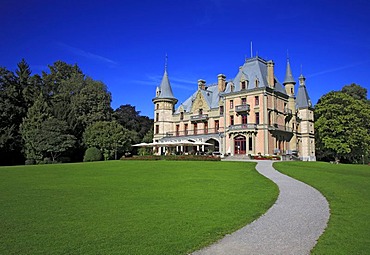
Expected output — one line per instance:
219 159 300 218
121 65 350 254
296 74 315 161
283 58 296 96
152 62 178 150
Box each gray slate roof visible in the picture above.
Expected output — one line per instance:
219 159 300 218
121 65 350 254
175 57 290 113
283 59 296 85
224 57 286 94
296 74 312 108
154 69 176 100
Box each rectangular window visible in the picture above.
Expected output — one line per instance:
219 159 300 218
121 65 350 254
256 112 260 124
184 124 188 135
194 123 197 135
219 105 224 115
204 122 208 134
230 100 234 109
255 96 259 106
156 113 159 122
249 137 253 151
176 125 180 136
180 112 184 120
230 115 234 126
155 125 159 134
241 81 246 90
215 120 219 131
242 115 247 124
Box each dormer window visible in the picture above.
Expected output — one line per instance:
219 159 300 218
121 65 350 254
241 80 246 90
255 78 259 88
180 112 184 120
199 109 203 115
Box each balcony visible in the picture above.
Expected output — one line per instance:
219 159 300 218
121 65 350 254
268 124 292 133
235 104 250 116
190 114 208 123
229 123 257 131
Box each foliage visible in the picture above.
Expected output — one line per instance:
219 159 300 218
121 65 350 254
121 155 221 161
83 121 132 160
114 104 153 143
341 83 367 101
315 87 370 163
274 162 370 254
83 147 103 162
1 60 152 165
37 118 76 162
0 161 278 255
20 93 51 162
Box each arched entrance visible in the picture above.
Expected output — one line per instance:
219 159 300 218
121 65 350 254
234 135 246 155
206 138 220 152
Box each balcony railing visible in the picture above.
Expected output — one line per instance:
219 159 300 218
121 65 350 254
164 127 224 137
229 123 257 131
268 124 292 132
190 114 209 122
235 104 250 115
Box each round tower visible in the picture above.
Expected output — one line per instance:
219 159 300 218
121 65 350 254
152 66 178 149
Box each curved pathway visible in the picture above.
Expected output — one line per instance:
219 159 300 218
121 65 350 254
192 160 330 255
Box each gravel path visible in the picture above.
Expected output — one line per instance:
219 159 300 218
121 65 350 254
191 160 330 255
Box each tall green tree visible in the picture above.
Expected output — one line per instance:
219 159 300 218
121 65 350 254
38 118 76 162
73 78 112 129
83 121 132 160
20 93 51 163
341 83 367 101
315 88 370 163
114 104 153 143
0 65 26 165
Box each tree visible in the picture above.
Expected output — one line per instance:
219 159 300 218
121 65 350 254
73 78 112 129
83 121 132 160
20 93 51 163
341 83 367 101
315 89 370 163
114 104 153 143
0 66 25 164
38 118 76 162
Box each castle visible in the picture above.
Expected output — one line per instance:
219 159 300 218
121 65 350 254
152 55 316 161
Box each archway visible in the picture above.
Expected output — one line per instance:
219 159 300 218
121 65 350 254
234 135 246 155
206 138 220 152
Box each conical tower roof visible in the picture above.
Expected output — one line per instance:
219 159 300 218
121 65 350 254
283 59 296 85
296 74 312 109
157 69 176 99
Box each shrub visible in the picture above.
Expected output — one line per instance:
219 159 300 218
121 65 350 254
43 157 53 164
121 155 221 161
83 147 103 162
25 159 35 165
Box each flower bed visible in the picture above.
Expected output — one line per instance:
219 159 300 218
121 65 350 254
251 155 281 160
121 155 221 161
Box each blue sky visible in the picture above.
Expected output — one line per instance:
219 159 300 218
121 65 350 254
1 0 369 118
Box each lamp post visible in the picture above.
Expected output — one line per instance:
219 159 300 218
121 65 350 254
362 154 365 165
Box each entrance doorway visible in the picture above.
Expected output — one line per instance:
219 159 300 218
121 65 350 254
234 135 246 155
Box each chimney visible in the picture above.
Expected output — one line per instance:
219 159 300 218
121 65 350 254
267 60 275 87
217 74 226 92
198 79 206 90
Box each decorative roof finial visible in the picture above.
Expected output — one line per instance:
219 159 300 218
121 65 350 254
250 41 253 58
165 53 168 72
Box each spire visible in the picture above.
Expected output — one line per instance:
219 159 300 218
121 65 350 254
296 74 312 109
283 57 296 85
154 55 177 101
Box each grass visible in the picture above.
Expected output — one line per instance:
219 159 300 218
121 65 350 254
274 161 370 255
0 161 278 255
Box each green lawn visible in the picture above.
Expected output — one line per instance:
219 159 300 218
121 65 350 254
0 161 278 255
274 162 370 255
